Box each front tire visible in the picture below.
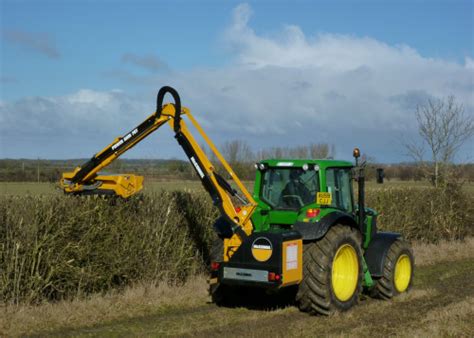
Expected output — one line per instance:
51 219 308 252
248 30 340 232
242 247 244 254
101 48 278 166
296 224 363 315
372 239 414 299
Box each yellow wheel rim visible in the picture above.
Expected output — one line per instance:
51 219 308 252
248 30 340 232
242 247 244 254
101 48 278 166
394 254 412 293
331 244 359 302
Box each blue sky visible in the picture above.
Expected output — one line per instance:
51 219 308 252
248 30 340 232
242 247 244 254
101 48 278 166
1 0 473 162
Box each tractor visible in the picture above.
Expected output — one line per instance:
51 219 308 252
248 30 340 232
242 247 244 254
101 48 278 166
210 155 414 314
61 86 414 314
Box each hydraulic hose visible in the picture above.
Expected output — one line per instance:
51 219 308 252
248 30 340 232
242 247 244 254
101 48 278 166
156 86 182 132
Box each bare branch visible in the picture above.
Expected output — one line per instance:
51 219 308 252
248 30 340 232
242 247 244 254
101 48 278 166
404 95 473 187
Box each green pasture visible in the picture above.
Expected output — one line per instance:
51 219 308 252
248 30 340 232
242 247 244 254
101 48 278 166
1 179 473 196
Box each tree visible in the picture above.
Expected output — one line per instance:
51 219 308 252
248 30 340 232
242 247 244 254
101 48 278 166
220 140 254 179
309 143 335 159
404 95 474 187
221 140 253 165
255 143 335 160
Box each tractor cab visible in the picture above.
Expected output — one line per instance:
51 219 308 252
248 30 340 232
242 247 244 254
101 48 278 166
252 159 355 233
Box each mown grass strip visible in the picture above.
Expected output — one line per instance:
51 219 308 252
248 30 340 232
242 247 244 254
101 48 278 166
31 258 473 338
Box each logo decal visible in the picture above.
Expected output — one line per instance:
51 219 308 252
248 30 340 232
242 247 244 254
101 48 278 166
251 237 273 262
190 156 205 178
111 128 138 151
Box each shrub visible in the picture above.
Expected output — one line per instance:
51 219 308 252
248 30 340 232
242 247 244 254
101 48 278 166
0 192 217 304
366 186 473 242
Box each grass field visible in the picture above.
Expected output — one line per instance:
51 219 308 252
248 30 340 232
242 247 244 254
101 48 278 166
2 179 473 196
2 239 473 337
0 180 207 195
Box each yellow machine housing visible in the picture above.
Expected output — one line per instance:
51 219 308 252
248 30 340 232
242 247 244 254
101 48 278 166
281 239 303 286
61 171 143 198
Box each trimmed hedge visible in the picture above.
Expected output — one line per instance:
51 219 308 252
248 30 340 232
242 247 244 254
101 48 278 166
0 192 217 304
1 186 472 304
366 186 473 242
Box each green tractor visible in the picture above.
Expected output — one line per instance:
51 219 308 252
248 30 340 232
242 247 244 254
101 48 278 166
61 85 414 315
210 149 414 314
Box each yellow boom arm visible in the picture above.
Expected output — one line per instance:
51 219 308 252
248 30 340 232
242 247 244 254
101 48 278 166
61 86 257 251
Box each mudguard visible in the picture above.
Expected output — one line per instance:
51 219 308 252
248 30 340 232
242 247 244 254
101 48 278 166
364 232 401 277
293 211 358 241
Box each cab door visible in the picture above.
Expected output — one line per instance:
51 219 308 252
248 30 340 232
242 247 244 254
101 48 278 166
325 168 354 213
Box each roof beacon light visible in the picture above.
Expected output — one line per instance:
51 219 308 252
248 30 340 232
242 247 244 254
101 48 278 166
353 148 360 159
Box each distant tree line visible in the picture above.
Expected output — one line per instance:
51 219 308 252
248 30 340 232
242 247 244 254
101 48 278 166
206 141 336 180
1 141 473 182
0 158 196 182
364 162 474 182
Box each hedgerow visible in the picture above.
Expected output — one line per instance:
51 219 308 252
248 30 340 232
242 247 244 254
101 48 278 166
1 186 472 304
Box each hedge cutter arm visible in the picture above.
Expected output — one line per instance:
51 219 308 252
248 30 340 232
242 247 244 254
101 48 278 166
61 86 256 244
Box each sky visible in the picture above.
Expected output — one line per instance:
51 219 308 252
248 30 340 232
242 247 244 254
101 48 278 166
1 0 473 163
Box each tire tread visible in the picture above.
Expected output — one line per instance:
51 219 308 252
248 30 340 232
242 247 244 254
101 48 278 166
372 238 414 300
296 224 363 315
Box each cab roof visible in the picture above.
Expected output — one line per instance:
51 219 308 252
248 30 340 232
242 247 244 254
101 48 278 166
259 159 353 169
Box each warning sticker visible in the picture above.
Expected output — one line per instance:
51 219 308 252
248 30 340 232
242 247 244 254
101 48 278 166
286 243 298 270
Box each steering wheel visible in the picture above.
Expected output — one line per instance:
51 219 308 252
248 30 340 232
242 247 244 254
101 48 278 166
282 195 304 208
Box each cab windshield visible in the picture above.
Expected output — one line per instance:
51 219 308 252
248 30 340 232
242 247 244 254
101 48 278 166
260 167 319 210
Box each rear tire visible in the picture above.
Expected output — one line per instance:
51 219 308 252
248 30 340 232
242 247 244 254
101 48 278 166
296 224 363 315
372 239 414 299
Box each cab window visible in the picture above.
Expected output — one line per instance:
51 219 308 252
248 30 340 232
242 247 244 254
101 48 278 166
260 168 320 210
326 168 353 212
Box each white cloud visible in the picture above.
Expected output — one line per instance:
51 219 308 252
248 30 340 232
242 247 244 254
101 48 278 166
0 90 159 158
466 57 474 69
168 4 473 160
1 4 473 161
